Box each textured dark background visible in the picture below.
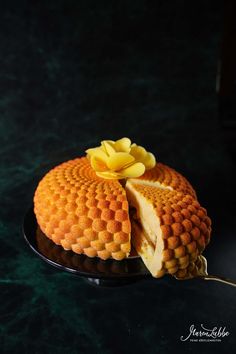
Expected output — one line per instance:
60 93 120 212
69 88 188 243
1 1 236 353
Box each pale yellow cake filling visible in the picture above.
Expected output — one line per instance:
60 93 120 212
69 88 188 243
126 180 165 277
128 178 173 191
131 222 155 266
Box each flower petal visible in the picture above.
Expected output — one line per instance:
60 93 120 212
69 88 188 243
90 155 108 172
86 147 101 157
91 148 108 161
130 145 147 161
96 171 120 179
107 152 135 171
142 152 156 169
101 140 116 156
114 137 131 153
119 162 145 178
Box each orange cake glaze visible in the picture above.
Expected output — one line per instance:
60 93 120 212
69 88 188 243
34 157 131 260
137 163 197 198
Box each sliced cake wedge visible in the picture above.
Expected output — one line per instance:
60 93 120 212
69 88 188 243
125 180 211 278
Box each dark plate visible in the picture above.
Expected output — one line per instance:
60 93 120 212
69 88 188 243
23 207 151 286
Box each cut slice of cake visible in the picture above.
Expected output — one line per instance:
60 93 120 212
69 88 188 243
125 180 211 278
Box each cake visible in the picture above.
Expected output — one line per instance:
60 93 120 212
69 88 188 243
34 138 211 278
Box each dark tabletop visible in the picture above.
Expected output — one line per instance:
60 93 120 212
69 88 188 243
1 1 236 353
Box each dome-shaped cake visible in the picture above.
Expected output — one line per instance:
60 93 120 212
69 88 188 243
34 153 211 278
34 157 131 261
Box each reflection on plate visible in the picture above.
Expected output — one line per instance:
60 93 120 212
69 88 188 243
23 207 151 286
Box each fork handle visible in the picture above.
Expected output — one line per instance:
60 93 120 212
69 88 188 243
199 275 236 287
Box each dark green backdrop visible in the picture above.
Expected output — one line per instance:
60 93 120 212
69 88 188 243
1 1 235 353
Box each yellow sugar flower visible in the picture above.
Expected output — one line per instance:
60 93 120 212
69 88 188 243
86 137 156 180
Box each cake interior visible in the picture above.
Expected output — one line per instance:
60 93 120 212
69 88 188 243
125 180 166 277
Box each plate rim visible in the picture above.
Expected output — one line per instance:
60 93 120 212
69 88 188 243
23 207 151 280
